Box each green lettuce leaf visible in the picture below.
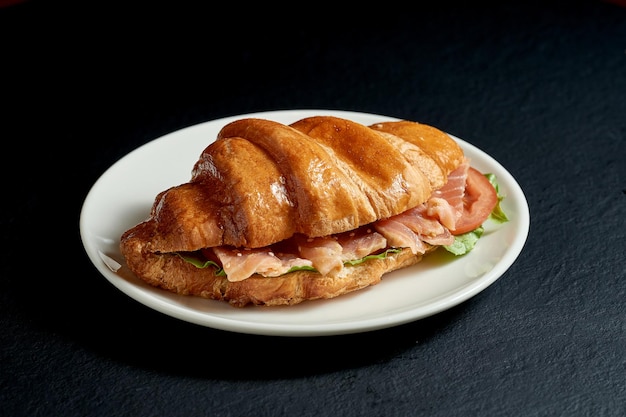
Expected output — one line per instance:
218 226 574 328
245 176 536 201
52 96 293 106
284 265 317 273
443 226 484 256
343 248 403 266
176 253 226 276
485 173 509 224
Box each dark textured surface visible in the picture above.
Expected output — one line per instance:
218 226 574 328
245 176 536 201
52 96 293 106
2 1 625 416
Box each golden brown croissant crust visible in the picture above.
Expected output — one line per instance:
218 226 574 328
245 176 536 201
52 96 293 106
120 116 464 306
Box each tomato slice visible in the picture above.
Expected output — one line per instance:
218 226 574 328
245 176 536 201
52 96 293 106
452 167 499 235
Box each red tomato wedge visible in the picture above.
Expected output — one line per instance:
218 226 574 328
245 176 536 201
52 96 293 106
452 167 499 235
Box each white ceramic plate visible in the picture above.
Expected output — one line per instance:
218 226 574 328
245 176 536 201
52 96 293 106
80 109 530 337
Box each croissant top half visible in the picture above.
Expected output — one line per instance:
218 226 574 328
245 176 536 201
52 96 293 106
123 116 464 253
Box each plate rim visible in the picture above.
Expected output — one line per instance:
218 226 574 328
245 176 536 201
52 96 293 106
80 109 530 337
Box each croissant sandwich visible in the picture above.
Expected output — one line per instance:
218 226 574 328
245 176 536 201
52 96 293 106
120 115 505 307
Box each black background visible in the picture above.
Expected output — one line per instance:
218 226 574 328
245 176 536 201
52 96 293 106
2 1 625 416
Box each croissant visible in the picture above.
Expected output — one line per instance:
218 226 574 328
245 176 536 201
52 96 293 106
120 115 478 307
